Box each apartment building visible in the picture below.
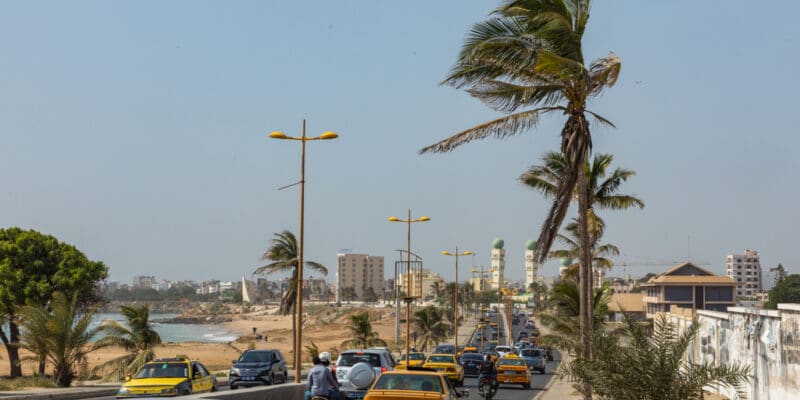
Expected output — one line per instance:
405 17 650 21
397 268 444 300
336 253 384 301
726 249 763 298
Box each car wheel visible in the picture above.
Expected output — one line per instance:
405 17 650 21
268 374 274 385
523 383 530 389
283 372 288 383
230 385 237 390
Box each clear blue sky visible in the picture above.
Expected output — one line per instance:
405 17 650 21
2 1 798 285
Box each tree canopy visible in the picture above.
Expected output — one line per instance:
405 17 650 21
765 274 800 309
0 227 108 377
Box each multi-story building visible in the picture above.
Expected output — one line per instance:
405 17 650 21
641 262 737 318
132 275 156 289
335 253 384 301
726 249 763 298
398 268 444 300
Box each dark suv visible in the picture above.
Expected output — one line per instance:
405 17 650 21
229 349 287 389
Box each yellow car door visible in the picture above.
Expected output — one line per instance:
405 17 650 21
190 362 212 393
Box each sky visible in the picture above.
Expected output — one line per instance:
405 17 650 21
2 1 799 286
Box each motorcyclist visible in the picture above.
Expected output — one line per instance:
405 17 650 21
306 355 339 400
477 353 498 389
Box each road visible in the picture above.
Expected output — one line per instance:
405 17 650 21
86 308 558 400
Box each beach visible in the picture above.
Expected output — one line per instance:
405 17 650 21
0 303 398 377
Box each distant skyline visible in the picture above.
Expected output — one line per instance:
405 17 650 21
2 1 798 284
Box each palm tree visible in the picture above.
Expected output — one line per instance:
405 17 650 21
413 306 449 352
550 219 620 281
430 281 443 302
537 280 610 356
419 2 622 382
18 291 108 387
92 304 162 379
341 312 387 348
254 230 327 367
561 314 751 400
520 151 644 241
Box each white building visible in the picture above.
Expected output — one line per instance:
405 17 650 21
398 268 444 300
335 253 384 301
524 240 538 288
726 249 763 298
491 238 505 290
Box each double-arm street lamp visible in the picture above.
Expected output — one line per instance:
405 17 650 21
388 210 430 360
269 120 338 383
394 249 422 344
441 247 472 353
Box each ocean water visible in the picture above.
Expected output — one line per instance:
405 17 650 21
91 313 238 343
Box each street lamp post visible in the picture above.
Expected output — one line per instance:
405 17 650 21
269 120 338 383
388 210 430 361
441 247 472 354
394 249 422 345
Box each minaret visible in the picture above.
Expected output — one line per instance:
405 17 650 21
559 257 573 279
525 240 538 288
491 238 505 289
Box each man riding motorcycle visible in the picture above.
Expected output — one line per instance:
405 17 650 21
477 353 498 395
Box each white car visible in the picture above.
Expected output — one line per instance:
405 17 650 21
495 346 512 358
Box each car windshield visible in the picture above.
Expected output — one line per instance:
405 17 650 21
521 350 541 357
427 355 454 364
338 353 382 367
496 346 511 352
460 354 484 361
407 353 425 360
372 374 443 393
434 345 455 353
238 351 271 363
135 363 188 378
498 359 525 367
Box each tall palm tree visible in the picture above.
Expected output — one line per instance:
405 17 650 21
413 306 449 352
18 291 108 387
419 1 622 381
537 280 610 356
254 230 327 367
92 304 162 379
520 151 644 241
341 312 388 348
561 314 751 400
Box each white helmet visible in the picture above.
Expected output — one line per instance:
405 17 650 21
319 352 331 363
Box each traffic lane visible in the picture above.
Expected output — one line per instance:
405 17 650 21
462 363 558 400
82 385 231 400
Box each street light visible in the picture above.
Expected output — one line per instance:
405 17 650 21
269 119 338 383
441 248 472 353
394 249 422 344
388 210 430 361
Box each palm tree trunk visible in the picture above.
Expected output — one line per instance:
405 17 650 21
577 146 593 400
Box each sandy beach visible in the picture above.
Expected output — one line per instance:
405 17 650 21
0 304 399 378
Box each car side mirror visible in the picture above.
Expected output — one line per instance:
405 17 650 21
232 359 238 364
125 375 131 382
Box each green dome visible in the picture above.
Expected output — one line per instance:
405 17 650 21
525 240 537 251
560 257 573 266
492 238 504 249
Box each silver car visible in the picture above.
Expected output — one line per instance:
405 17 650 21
519 348 546 374
334 349 395 399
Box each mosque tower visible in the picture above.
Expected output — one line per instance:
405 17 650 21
525 240 538 287
559 257 573 279
491 238 505 289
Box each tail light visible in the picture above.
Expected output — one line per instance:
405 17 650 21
446 367 455 373
381 367 387 373
331 366 337 374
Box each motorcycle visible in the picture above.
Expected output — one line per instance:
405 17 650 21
477 376 498 399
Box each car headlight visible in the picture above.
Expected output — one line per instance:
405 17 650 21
230 367 240 375
160 387 178 395
117 387 131 395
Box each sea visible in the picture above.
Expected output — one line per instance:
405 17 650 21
90 313 239 343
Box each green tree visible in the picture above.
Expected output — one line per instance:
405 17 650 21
538 280 610 356
341 287 358 303
549 219 620 280
419 2 622 384
0 227 108 377
253 230 327 368
520 152 643 241
92 304 162 379
413 306 449 352
18 291 108 387
562 314 751 400
341 312 387 348
363 287 379 303
765 274 800 309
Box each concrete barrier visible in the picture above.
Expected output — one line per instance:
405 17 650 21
188 383 306 400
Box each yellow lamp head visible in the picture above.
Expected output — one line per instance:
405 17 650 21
418 216 430 222
388 216 400 222
319 131 338 140
441 251 450 256
269 131 288 139
464 251 473 255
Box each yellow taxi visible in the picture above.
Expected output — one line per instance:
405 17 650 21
422 354 464 386
364 369 468 400
496 354 531 389
116 357 217 398
395 352 426 369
